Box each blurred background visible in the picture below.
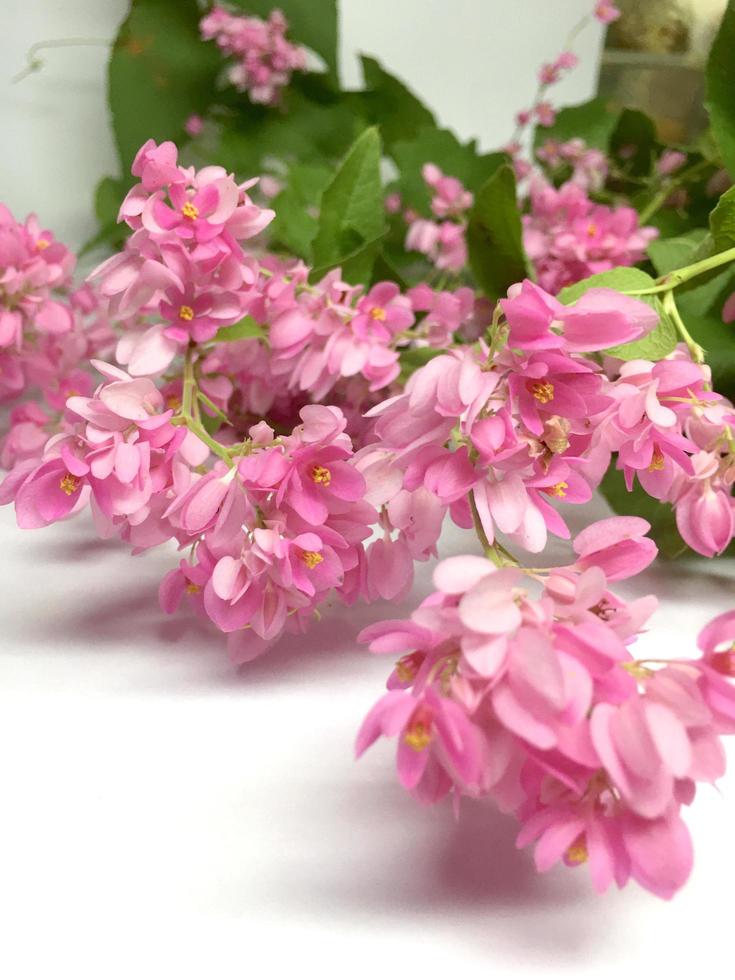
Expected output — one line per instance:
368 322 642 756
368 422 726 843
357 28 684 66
1 0 605 247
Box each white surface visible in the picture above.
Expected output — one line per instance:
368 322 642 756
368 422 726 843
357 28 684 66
1 502 735 978
2 1 732 977
0 0 602 250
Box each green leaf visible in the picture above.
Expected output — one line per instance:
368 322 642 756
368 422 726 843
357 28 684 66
80 176 129 255
533 97 618 152
709 184 735 252
268 163 332 259
558 267 678 361
215 91 364 181
109 0 221 173
682 312 735 396
610 108 657 176
705 0 735 177
466 165 532 301
227 0 338 80
391 126 506 211
310 127 387 283
599 468 688 559
557 267 655 305
357 56 435 149
647 231 709 275
214 316 266 342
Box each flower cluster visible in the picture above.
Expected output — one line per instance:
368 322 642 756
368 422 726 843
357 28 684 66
357 517 735 900
596 351 735 557
362 280 658 562
3 95 735 903
536 138 609 192
92 139 274 374
522 180 659 294
200 6 307 105
404 164 473 273
159 404 378 662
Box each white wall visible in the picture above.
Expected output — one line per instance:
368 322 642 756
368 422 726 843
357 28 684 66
0 0 603 249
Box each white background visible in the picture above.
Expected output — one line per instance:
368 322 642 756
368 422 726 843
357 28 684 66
1 2 733 977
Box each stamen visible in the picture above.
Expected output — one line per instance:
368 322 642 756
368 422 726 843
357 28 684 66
404 705 433 752
395 652 424 683
311 464 331 487
545 481 568 498
182 201 199 220
185 583 201 594
302 550 324 569
648 447 665 472
621 661 654 680
370 306 387 321
565 837 588 865
529 380 555 404
36 238 50 250
59 473 80 496
179 305 194 321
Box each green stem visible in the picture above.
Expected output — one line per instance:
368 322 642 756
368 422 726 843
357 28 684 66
624 244 735 297
636 160 711 225
662 291 705 364
469 490 517 568
174 348 235 465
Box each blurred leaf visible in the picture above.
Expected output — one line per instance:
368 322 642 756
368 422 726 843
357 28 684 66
610 108 657 176
392 126 506 210
227 0 338 80
710 183 735 251
682 311 735 396
214 91 364 179
214 316 266 342
80 176 129 255
109 0 220 173
467 164 531 301
357 56 435 149
705 0 735 178
533 97 618 152
311 127 386 283
558 267 678 360
599 468 688 559
268 163 332 258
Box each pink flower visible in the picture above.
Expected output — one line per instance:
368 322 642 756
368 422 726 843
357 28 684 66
355 688 484 802
184 114 204 138
594 1 621 25
200 7 308 105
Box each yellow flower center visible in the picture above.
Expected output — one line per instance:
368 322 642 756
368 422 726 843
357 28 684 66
311 464 331 487
370 306 387 321
529 380 555 404
621 660 654 680
565 838 588 866
185 583 201 594
648 447 665 472
182 201 199 220
545 481 568 498
302 550 324 569
179 304 194 321
587 223 597 237
395 653 422 683
166 394 182 411
59 472 80 496
404 722 432 752
36 238 50 250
